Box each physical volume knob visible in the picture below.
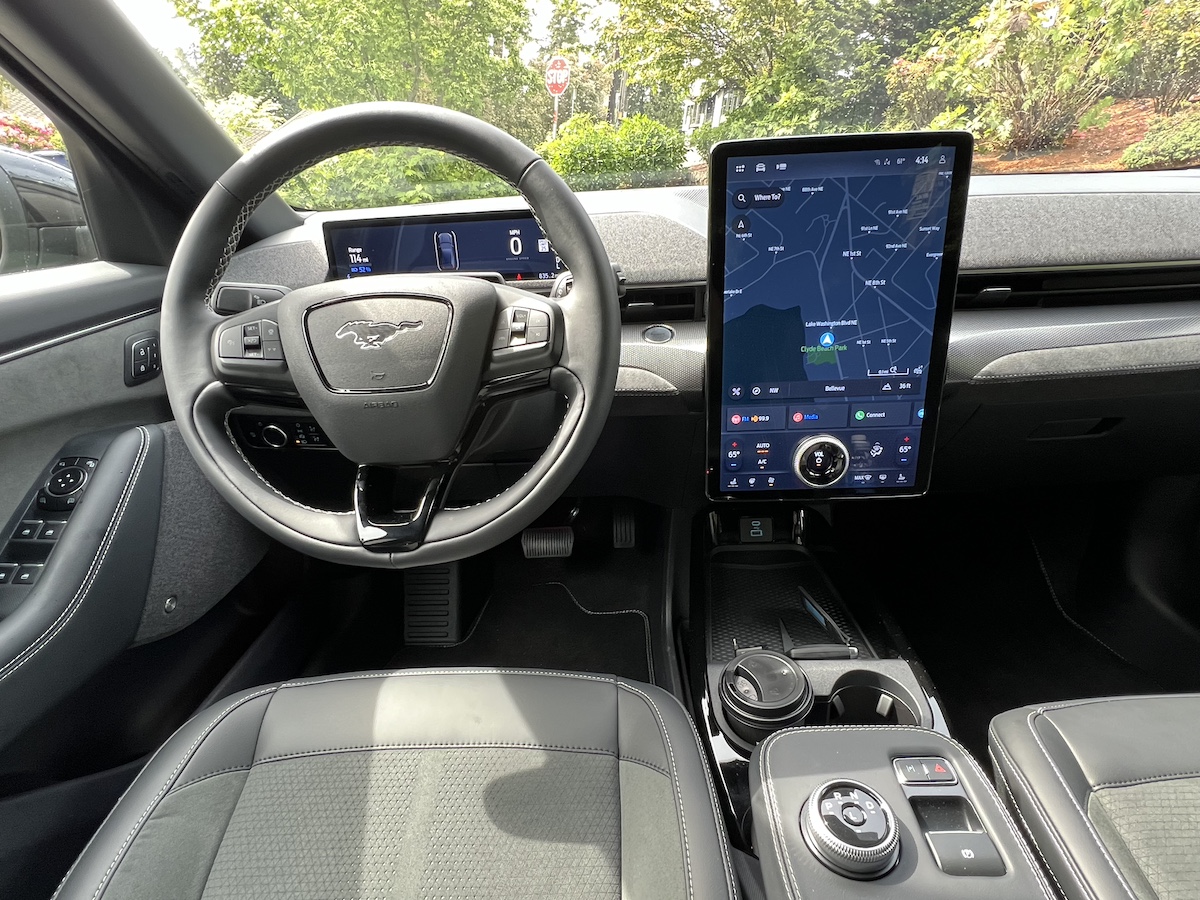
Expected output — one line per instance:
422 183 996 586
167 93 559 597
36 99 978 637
792 434 848 488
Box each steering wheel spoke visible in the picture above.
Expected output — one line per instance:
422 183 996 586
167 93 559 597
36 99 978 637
211 300 299 398
354 464 450 551
482 287 564 383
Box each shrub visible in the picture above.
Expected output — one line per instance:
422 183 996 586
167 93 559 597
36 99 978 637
1126 0 1200 116
931 0 1139 152
1121 109 1200 169
539 114 688 190
0 114 57 153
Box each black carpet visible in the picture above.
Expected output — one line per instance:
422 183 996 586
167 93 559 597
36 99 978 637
839 497 1165 762
391 579 653 681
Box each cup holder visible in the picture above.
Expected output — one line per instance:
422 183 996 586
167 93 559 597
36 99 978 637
826 671 920 726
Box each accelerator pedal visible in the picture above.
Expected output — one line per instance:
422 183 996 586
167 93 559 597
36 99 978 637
521 526 575 559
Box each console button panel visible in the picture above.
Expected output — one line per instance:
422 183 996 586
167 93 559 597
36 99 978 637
1 455 96 594
232 416 335 451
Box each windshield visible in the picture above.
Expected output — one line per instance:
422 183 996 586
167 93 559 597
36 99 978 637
115 0 1200 208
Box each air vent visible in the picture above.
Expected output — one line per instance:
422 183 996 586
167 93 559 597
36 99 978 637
621 283 704 323
957 265 1200 310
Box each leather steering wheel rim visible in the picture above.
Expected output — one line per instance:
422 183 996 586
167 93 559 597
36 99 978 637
160 102 620 568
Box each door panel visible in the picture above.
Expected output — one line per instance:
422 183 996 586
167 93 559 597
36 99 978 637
0 264 169 524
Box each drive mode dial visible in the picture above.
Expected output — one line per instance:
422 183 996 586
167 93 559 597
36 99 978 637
801 779 899 879
792 434 849 487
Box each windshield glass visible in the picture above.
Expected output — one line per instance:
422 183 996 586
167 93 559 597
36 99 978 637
116 0 1200 208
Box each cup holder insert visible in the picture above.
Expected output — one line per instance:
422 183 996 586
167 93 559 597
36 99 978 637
825 671 920 726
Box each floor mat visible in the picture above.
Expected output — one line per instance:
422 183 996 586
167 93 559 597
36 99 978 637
841 498 1165 762
391 580 653 681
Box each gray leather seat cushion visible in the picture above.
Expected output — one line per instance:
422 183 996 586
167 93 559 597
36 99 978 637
990 694 1200 900
55 669 738 900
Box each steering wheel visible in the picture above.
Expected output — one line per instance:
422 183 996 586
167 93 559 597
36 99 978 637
160 103 620 568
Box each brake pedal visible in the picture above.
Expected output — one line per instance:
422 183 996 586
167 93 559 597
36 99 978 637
522 526 574 558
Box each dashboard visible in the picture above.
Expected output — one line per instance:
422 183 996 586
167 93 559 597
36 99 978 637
215 171 1200 500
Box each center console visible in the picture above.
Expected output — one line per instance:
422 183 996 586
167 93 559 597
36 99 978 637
695 132 1053 898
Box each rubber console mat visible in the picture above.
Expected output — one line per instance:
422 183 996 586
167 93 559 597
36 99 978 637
708 545 875 664
391 581 654 682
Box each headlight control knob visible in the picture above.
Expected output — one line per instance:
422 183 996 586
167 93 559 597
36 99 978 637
792 434 849 488
801 780 899 879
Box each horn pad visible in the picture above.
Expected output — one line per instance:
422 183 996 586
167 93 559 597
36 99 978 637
306 296 452 392
275 275 498 465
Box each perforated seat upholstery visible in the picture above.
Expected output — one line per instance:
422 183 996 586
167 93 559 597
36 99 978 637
55 669 738 900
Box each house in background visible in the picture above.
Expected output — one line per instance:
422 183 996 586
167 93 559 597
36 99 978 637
682 83 744 163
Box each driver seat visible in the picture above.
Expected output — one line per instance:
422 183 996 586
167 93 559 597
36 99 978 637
54 669 738 900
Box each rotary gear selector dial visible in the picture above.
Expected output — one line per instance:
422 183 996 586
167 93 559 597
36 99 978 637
800 779 899 879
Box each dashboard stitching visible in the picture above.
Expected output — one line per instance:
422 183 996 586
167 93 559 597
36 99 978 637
761 725 1055 900
221 409 352 517
990 728 1096 900
1026 709 1140 900
0 426 150 685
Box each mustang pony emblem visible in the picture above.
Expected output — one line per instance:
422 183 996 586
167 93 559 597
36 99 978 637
335 319 423 349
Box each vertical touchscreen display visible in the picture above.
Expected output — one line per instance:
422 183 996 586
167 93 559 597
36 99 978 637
707 134 971 499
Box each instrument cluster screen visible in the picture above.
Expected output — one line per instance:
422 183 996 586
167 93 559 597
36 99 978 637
326 212 561 281
707 133 972 500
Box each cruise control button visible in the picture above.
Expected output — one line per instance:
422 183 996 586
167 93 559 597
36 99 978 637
242 334 262 349
243 322 261 339
218 327 243 359
14 565 43 587
14 520 42 540
261 320 280 341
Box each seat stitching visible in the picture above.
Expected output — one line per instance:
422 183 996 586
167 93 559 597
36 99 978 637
0 426 150 684
1094 770 1200 790
764 725 1055 900
82 686 279 900
275 667 615 690
543 581 655 683
617 682 694 900
759 734 803 900
1026 709 1139 900
990 727 1095 900
990 746 1076 900
168 766 253 795
677 701 739 900
254 741 620 764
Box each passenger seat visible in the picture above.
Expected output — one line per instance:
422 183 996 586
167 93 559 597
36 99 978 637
989 695 1200 900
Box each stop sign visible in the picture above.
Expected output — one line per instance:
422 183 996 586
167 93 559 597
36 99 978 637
545 56 571 98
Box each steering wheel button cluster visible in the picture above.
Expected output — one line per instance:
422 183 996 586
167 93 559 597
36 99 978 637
494 305 551 351
218 319 283 361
